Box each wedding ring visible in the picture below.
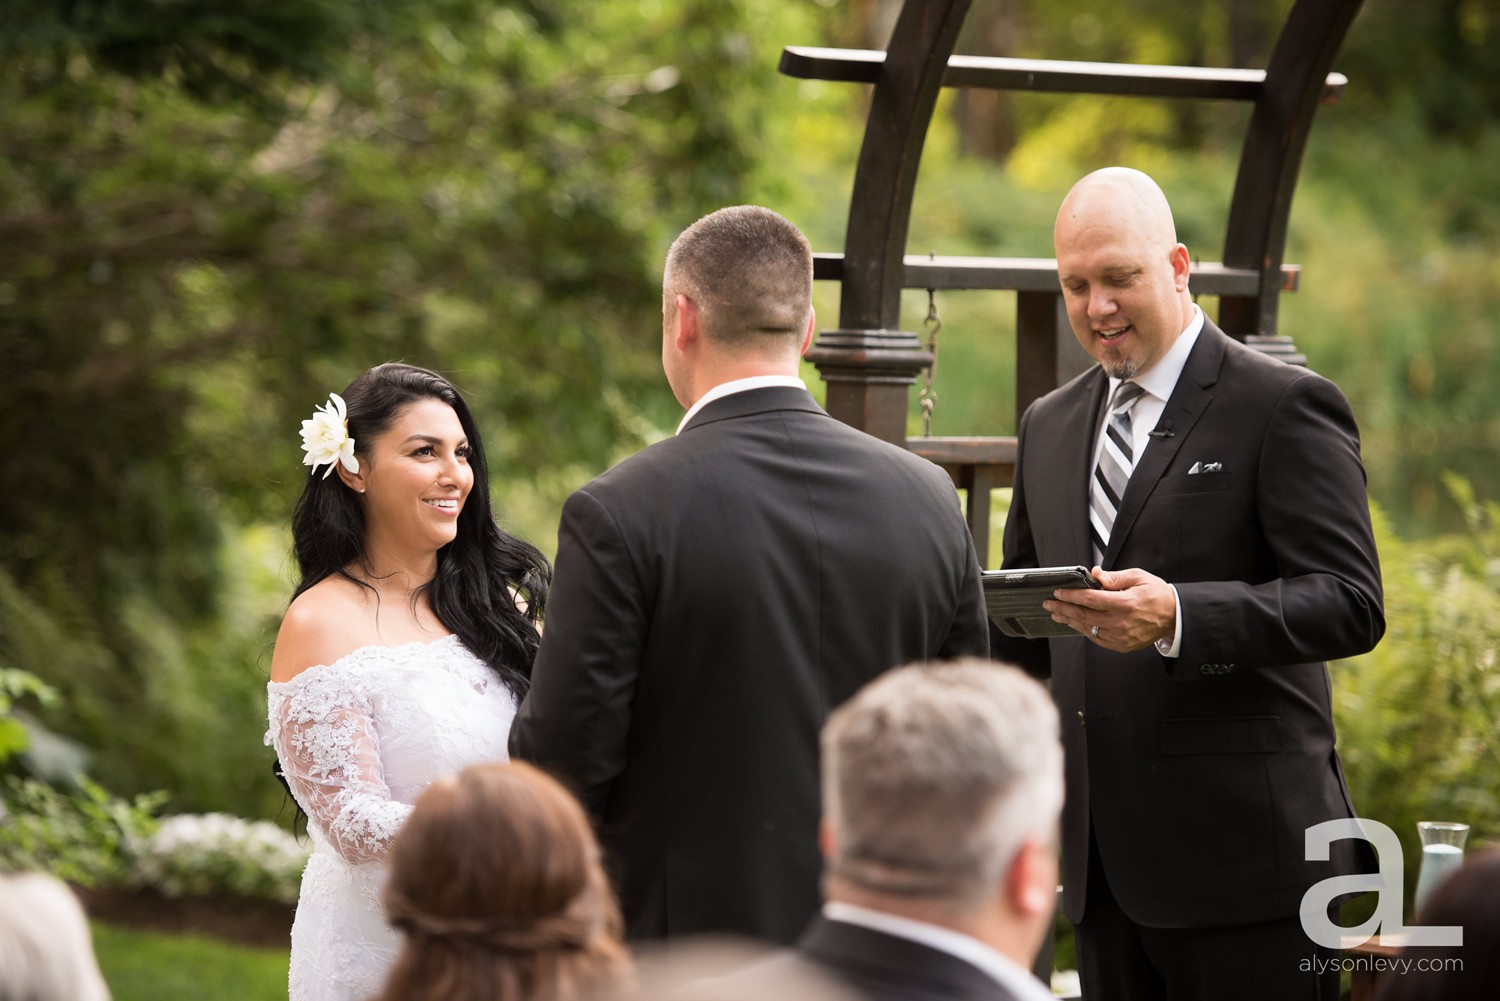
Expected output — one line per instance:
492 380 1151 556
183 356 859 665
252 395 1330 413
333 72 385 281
1091 625 1100 638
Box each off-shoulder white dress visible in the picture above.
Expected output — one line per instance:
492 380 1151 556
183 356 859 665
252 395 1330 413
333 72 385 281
265 634 517 1001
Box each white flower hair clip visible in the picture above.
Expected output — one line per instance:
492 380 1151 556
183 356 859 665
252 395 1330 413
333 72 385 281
300 392 359 479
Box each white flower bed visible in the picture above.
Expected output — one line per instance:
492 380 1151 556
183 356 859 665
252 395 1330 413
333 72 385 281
130 813 309 905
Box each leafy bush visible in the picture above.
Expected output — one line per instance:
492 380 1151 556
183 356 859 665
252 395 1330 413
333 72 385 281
1 776 307 904
0 563 289 820
0 777 164 886
1332 478 1500 897
0 666 57 765
131 813 308 905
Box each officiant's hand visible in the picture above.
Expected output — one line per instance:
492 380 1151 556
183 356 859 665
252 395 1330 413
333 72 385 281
1043 567 1176 653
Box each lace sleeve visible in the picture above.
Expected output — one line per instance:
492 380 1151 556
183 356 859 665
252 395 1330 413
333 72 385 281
266 668 411 865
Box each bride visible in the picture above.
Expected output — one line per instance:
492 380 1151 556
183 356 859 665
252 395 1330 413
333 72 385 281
266 363 549 1001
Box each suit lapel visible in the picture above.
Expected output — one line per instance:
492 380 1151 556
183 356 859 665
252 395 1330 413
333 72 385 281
1104 322 1228 566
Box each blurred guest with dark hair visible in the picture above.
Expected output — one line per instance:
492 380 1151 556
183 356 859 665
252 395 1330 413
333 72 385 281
1372 846 1500 1001
376 760 631 1001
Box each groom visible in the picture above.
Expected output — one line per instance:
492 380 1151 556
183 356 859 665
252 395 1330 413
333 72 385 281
511 205 990 945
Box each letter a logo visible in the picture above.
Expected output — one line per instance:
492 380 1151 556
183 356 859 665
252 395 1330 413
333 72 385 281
1300 819 1462 948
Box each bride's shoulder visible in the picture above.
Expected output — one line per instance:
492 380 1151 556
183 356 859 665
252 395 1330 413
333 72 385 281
270 578 380 684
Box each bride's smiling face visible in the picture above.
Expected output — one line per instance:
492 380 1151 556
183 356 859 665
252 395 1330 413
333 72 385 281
353 397 474 554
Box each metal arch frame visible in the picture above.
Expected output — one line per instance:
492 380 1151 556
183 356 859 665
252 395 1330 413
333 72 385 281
799 0 1365 445
803 0 974 446
1220 0 1365 340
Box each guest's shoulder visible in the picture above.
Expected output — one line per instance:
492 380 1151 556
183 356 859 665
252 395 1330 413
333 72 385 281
676 945 870 1001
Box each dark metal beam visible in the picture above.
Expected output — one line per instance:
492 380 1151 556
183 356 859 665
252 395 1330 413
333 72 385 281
801 0 973 445
812 253 1300 297
1220 0 1364 339
907 436 1016 467
781 46 1346 103
836 1 973 331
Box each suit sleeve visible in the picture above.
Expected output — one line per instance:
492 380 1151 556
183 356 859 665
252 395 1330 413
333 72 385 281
1170 374 1385 678
508 487 648 814
937 480 991 661
991 406 1052 679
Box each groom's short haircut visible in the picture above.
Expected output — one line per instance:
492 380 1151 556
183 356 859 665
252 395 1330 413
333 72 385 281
663 205 813 352
821 659 1063 909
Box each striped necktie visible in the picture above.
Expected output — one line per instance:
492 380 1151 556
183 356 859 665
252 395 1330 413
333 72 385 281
1090 381 1147 564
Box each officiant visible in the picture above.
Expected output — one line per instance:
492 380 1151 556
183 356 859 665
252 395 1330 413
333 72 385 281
991 167 1385 1001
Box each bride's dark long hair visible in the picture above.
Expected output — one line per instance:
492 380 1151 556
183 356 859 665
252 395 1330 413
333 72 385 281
289 363 549 694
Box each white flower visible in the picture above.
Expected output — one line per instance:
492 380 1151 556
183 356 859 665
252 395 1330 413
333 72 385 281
132 812 311 904
300 392 359 479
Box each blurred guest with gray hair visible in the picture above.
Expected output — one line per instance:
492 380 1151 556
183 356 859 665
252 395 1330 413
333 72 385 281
752 658 1062 1001
0 871 111 1001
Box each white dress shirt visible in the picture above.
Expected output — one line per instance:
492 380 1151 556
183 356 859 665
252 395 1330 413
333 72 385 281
676 375 808 435
1088 305 1204 658
823 902 1057 1001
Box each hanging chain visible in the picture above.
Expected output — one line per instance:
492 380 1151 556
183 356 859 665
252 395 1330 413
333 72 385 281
919 287 941 436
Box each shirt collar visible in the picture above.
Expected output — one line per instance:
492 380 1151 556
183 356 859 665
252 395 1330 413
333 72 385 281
676 375 807 435
1109 303 1203 405
822 903 1055 1001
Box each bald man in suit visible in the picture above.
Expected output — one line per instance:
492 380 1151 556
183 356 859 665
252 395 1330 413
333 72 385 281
993 168 1384 1000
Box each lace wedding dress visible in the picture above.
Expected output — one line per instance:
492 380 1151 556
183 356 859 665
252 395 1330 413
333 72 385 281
266 634 518 1001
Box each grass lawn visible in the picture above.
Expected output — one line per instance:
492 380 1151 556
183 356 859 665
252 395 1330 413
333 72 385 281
92 922 289 1001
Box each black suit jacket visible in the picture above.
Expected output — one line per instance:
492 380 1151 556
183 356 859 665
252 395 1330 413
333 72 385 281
748 917 1031 1001
995 321 1384 928
510 387 990 943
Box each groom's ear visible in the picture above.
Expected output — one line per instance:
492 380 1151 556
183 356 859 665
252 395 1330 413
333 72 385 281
675 293 702 351
818 818 837 860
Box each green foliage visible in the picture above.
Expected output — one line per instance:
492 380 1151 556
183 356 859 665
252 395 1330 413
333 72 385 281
0 667 58 764
0 777 166 885
0 559 287 818
93 922 288 1001
0 0 454 108
1 0 824 818
1 768 307 903
1335 0 1500 142
3 0 1498 838
1332 481 1500 894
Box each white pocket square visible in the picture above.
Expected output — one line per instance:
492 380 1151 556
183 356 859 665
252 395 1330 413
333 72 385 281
1187 461 1224 474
